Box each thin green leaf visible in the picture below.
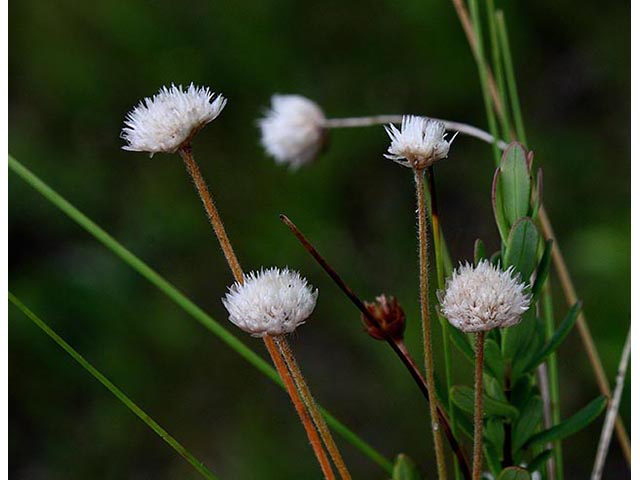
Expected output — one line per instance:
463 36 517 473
513 396 543 452
450 386 519 419
525 396 607 448
501 308 535 361
524 302 581 372
474 238 487 265
484 338 504 381
527 449 553 473
492 168 510 243
504 217 539 279
531 239 553 298
8 293 218 480
499 143 531 226
392 454 421 480
448 325 475 364
8 156 394 474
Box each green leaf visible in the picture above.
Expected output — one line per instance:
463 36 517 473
531 239 553 298
497 466 531 480
474 238 487 264
527 449 552 473
525 396 607 448
510 376 534 410
499 142 531 226
484 338 504 381
448 325 475 364
513 396 543 451
512 318 545 377
504 217 539 279
492 168 510 243
484 417 505 454
484 440 503 476
501 308 536 361
392 454 421 480
531 168 543 219
523 302 581 372
450 386 519 419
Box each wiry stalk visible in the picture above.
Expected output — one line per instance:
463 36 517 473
472 332 485 480
178 145 341 478
414 169 447 480
275 336 351 480
449 0 630 462
264 336 335 480
324 115 507 149
591 328 631 480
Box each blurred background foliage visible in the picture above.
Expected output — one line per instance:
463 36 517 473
9 0 629 478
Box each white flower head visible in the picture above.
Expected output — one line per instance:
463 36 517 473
259 95 326 169
222 267 318 337
438 260 531 333
384 115 454 169
121 83 227 155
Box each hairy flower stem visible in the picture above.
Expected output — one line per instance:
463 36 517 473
472 332 485 480
275 336 351 480
449 0 630 461
178 146 337 477
324 116 507 149
264 336 336 480
281 214 472 479
427 167 460 480
414 169 447 480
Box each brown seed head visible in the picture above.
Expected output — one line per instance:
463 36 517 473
362 294 406 341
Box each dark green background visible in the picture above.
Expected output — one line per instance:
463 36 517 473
9 0 630 478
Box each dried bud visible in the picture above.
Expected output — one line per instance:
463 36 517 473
362 295 406 341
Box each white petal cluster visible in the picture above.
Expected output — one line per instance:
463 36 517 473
438 260 531 333
222 267 318 337
384 115 453 169
259 95 326 169
121 83 227 155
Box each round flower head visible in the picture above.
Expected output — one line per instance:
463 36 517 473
384 115 454 169
438 260 531 333
121 83 227 155
259 95 326 169
222 267 318 337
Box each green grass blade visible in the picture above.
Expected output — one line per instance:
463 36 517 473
487 0 512 139
8 155 393 474
8 292 218 480
496 11 528 147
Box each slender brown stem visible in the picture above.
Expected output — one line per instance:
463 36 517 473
179 147 337 475
473 332 485 480
538 206 631 463
264 336 336 480
179 146 244 283
414 169 447 480
280 214 471 478
274 336 351 480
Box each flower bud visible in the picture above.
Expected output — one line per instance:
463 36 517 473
362 295 406 341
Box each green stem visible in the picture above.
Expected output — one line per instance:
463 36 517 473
427 168 460 480
496 11 528 147
487 0 512 140
8 293 218 480
8 155 394 474
468 0 501 166
542 282 564 479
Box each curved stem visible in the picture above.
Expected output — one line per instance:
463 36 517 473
323 116 507 150
473 332 485 480
275 336 351 480
414 169 447 480
264 336 335 480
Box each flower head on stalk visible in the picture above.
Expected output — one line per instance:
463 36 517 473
121 83 227 155
222 267 318 337
259 95 326 169
438 260 531 333
384 115 455 169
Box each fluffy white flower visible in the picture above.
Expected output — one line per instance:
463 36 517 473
259 95 326 169
384 115 454 169
121 83 227 155
222 267 318 337
438 260 531 333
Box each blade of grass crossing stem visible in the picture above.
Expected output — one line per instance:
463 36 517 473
8 155 394 474
542 282 564 479
8 293 218 480
495 11 527 147
487 0 511 140
468 0 501 165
